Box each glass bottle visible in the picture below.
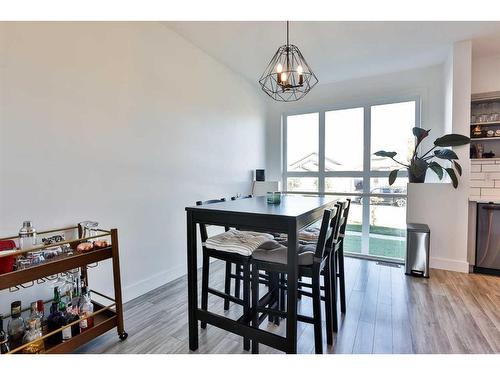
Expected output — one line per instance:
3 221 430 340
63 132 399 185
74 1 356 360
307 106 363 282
7 301 25 350
19 220 37 250
79 287 94 332
22 319 45 354
65 304 80 338
71 276 81 308
46 302 63 346
36 300 47 335
57 300 75 342
29 301 41 328
0 314 10 354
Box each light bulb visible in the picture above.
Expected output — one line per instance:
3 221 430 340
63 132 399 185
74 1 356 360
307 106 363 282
297 65 303 75
276 63 283 73
281 72 287 82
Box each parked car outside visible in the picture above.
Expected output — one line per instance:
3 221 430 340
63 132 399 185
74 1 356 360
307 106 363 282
353 187 406 207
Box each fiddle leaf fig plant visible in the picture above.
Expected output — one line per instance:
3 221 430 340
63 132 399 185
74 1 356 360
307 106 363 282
374 127 470 188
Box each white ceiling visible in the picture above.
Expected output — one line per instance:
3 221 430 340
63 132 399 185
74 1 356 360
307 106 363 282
165 21 500 86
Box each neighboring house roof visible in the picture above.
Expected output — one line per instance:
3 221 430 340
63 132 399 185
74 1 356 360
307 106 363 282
289 153 402 172
289 152 341 172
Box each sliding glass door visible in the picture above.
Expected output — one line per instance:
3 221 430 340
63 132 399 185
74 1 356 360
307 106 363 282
283 98 419 261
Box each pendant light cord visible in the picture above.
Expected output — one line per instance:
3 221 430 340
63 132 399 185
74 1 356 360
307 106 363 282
286 21 289 47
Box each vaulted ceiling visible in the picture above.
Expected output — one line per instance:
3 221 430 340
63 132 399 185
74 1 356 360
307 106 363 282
165 21 500 86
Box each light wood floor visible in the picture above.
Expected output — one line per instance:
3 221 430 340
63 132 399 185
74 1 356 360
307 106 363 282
76 257 500 354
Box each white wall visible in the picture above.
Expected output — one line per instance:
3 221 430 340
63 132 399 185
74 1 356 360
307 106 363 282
0 22 266 307
408 41 472 273
472 53 500 94
265 64 446 181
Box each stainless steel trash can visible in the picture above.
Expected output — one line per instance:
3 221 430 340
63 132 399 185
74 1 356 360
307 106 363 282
405 223 430 278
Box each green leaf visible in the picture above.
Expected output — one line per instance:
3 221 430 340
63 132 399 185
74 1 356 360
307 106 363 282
428 161 444 180
374 150 397 158
434 134 470 147
434 149 459 160
446 168 458 188
413 127 430 142
453 160 462 176
389 169 399 185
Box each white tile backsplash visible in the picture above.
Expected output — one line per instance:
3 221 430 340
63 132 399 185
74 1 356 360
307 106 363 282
486 172 500 180
470 172 486 180
473 160 496 164
471 164 481 172
481 188 500 196
471 180 495 188
470 160 500 199
481 164 500 172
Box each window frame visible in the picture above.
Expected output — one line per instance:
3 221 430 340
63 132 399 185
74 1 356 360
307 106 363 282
282 95 421 259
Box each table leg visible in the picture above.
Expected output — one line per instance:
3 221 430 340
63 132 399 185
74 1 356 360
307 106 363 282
187 211 199 351
286 221 298 354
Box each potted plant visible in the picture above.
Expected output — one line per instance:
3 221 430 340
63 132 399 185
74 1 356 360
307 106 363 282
374 127 470 188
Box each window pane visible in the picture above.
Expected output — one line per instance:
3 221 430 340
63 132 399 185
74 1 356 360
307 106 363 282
287 177 318 192
325 108 364 171
325 177 363 194
368 177 407 259
287 113 319 171
370 177 408 197
371 101 416 171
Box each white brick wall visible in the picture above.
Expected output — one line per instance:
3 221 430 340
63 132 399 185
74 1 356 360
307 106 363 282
470 159 500 199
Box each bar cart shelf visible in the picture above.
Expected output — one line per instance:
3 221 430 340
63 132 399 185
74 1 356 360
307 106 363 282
0 226 127 354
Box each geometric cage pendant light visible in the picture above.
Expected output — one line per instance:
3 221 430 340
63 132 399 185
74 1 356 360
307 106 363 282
258 21 319 102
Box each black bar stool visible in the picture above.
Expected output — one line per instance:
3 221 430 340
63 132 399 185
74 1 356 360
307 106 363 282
196 198 252 351
250 206 342 354
334 199 351 314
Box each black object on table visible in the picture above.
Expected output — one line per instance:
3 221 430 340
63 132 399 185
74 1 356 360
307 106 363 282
185 194 337 354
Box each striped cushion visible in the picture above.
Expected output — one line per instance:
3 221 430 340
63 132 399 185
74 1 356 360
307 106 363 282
204 229 274 256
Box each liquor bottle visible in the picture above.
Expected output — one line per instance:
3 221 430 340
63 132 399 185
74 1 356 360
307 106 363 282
22 319 45 354
59 301 74 342
79 287 94 332
71 275 81 307
65 304 80 338
7 301 25 349
46 302 63 345
0 314 10 354
29 301 41 328
36 300 47 335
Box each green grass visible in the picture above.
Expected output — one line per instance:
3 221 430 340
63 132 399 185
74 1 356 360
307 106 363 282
346 224 405 237
344 224 406 259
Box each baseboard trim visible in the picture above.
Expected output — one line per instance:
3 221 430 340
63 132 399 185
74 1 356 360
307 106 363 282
122 263 187 302
430 256 469 273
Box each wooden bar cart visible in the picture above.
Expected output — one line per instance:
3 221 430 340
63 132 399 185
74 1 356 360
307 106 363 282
0 225 127 354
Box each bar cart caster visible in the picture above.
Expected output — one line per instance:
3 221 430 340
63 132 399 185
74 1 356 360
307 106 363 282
119 332 129 341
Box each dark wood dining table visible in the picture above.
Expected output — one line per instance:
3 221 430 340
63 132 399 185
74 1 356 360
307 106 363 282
185 194 337 353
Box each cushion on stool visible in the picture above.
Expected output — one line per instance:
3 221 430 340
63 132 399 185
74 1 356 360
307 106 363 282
204 229 274 256
252 240 316 266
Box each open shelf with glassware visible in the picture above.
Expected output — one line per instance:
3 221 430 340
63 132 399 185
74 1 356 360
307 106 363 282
471 92 500 160
0 225 127 354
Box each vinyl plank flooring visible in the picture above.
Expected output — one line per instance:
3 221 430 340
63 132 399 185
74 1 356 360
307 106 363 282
75 258 500 354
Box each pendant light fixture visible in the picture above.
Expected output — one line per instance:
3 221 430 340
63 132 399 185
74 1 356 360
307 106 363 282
259 21 318 102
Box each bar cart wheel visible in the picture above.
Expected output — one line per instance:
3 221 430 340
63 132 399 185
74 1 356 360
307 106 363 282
119 332 129 341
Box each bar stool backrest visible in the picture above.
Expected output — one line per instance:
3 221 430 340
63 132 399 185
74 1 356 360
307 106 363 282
314 207 338 262
338 198 351 240
326 203 343 250
195 198 228 242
